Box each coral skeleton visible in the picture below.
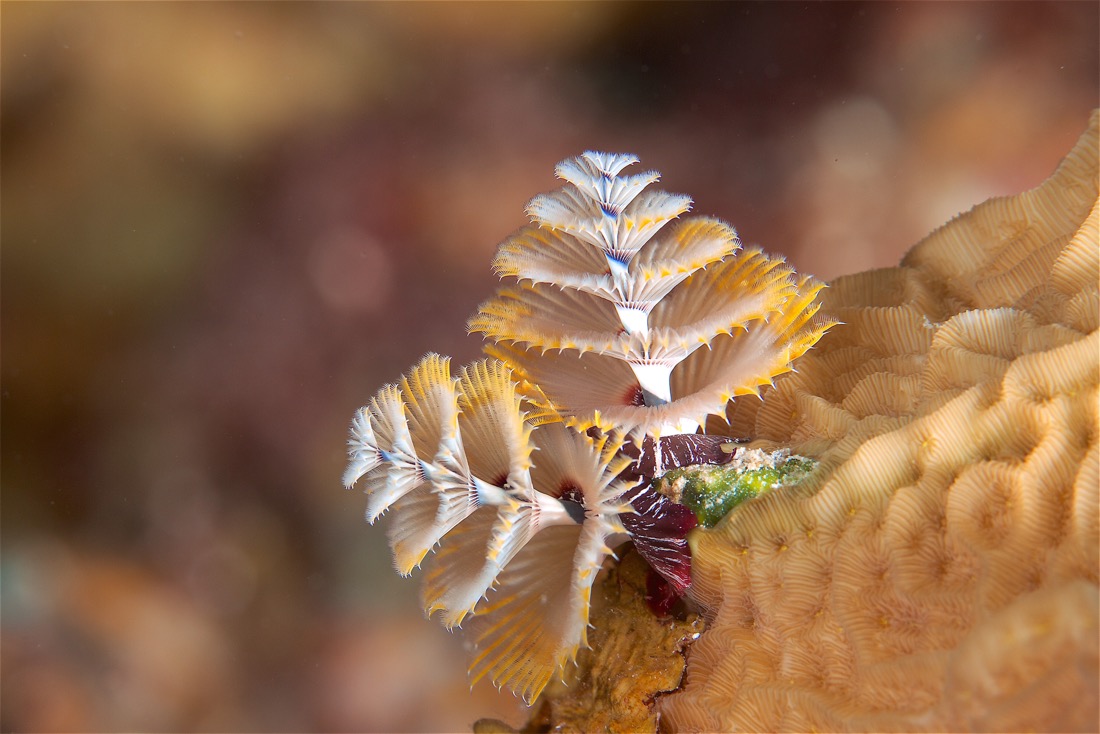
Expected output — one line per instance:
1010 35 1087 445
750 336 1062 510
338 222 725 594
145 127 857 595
344 151 830 703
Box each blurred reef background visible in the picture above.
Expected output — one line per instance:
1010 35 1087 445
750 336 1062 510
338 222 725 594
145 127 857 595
2 3 1097 731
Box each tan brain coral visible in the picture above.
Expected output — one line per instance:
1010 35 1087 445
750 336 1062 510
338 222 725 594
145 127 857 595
658 111 1100 732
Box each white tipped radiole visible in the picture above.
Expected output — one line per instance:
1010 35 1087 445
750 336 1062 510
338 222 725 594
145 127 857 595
345 353 634 703
471 150 833 437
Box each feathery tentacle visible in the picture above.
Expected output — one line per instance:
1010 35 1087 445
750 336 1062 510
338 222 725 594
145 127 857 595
346 150 833 703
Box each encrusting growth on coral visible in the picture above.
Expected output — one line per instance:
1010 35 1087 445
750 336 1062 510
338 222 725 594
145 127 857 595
344 150 831 704
654 448 817 529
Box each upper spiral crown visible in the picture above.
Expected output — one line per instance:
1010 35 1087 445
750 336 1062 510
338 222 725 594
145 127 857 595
470 150 833 436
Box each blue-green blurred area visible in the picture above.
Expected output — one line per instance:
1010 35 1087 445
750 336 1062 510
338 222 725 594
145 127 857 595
2 2 1096 730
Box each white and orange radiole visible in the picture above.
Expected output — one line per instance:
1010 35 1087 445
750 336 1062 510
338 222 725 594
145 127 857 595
344 151 831 702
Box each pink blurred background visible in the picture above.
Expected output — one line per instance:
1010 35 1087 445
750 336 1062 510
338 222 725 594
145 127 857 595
2 3 1096 731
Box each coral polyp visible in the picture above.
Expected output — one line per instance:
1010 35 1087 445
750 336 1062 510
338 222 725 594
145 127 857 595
344 151 830 703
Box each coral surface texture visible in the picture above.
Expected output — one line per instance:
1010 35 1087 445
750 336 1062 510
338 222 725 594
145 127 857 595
657 113 1100 732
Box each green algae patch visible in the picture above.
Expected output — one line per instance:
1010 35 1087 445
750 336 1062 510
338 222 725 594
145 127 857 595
654 448 817 528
